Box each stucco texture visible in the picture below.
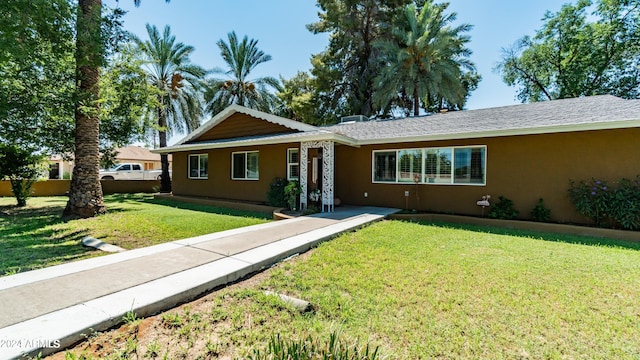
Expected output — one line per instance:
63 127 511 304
172 143 299 203
334 128 640 224
170 128 640 224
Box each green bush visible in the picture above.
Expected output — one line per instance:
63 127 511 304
609 178 640 229
568 179 611 227
0 144 45 207
569 177 640 229
267 177 288 207
249 332 379 360
284 180 301 211
530 198 551 222
302 205 320 216
488 196 519 220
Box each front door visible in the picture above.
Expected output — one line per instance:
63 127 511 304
306 148 323 207
300 140 334 212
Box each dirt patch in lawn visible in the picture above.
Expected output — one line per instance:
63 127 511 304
46 253 308 360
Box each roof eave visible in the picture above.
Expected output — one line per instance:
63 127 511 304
152 132 358 154
354 119 640 145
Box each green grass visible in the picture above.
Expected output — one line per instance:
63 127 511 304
0 194 270 276
62 220 640 359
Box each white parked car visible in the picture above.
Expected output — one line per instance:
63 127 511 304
99 163 171 180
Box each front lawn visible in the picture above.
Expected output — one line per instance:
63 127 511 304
0 194 270 276
59 220 640 359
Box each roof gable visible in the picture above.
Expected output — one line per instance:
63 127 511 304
177 104 319 145
188 113 296 143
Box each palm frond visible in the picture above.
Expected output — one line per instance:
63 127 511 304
206 32 280 114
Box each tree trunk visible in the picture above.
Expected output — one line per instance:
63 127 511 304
64 0 106 218
413 85 420 116
158 101 171 193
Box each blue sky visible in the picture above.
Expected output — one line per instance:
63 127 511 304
105 0 565 111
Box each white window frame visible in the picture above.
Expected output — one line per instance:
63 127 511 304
188 154 208 179
397 148 423 183
371 150 398 183
231 151 259 181
372 145 487 186
287 148 300 181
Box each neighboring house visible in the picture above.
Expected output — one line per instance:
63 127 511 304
114 146 172 171
154 95 640 224
47 146 171 179
48 155 73 179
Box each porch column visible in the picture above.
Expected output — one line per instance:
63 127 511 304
300 143 308 210
299 141 335 212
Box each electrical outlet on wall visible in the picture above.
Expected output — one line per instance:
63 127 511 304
364 192 368 198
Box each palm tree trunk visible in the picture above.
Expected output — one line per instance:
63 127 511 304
64 0 106 218
413 85 420 116
158 100 171 193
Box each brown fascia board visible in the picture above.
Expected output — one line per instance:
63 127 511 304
353 119 640 145
151 132 358 154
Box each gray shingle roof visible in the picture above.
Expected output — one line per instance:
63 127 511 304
323 95 640 143
156 95 640 154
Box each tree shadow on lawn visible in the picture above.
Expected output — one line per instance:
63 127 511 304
414 221 640 251
0 203 67 236
145 197 272 220
0 227 95 275
0 198 136 276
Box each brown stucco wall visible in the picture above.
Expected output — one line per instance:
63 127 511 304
0 180 159 197
172 143 299 203
0 180 72 197
169 128 640 224
334 128 640 224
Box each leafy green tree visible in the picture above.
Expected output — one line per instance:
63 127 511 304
277 71 325 125
0 0 76 154
1 0 163 216
100 44 160 163
0 144 46 207
497 0 640 102
205 32 281 115
65 0 169 218
373 2 478 116
308 0 422 121
133 24 205 193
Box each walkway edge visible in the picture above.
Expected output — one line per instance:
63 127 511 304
0 212 389 359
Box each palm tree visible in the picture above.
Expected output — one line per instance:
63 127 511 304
373 2 475 116
205 32 281 115
134 24 206 193
65 0 168 218
64 0 106 218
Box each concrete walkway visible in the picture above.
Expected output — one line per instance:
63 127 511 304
0 206 397 359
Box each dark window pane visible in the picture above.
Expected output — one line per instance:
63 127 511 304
233 153 245 179
247 152 259 179
200 155 208 178
189 155 199 178
454 147 485 184
374 151 396 182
